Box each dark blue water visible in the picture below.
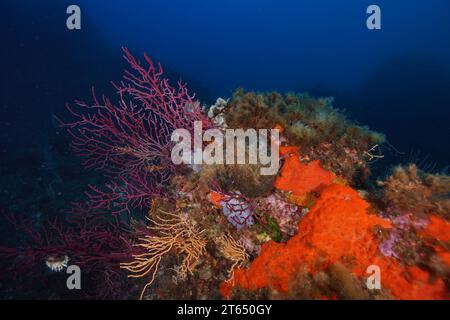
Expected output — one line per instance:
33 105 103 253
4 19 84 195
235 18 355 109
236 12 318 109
2 0 449 169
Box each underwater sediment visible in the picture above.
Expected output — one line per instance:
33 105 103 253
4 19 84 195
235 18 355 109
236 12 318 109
0 50 448 300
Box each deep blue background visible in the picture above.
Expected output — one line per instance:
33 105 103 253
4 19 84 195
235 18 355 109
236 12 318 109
1 0 449 170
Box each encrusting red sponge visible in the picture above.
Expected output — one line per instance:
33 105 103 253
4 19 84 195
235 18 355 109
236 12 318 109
221 179 448 299
274 146 336 198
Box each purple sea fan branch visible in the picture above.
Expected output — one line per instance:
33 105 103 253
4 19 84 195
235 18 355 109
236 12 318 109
57 48 213 212
86 171 165 215
0 205 144 299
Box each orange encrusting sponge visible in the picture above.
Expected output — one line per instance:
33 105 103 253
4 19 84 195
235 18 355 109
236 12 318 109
372 259 448 299
208 191 224 208
418 215 450 268
220 184 390 297
274 146 336 197
220 183 448 300
419 215 450 242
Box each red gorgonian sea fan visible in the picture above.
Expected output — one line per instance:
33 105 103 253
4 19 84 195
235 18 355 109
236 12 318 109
57 48 212 213
0 204 145 299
